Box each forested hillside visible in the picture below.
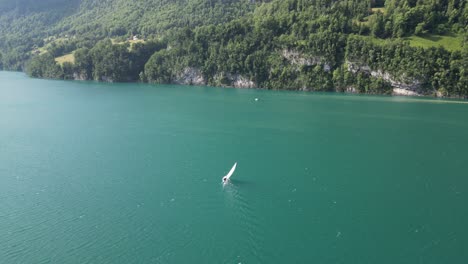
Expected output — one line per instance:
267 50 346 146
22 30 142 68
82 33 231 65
0 0 81 70
0 0 253 70
1 0 467 97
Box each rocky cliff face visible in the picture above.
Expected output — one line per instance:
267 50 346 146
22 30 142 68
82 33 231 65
211 72 255 88
392 88 421 96
100 76 114 83
170 67 256 88
173 67 205 85
70 56 435 98
347 61 423 96
282 49 331 72
73 72 88 81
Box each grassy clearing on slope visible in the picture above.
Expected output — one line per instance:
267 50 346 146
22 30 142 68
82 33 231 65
55 53 75 65
358 35 387 45
371 7 386 14
37 47 48 55
111 38 146 51
111 38 146 45
406 33 463 51
357 7 386 26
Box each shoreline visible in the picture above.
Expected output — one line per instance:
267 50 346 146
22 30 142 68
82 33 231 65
2 70 467 101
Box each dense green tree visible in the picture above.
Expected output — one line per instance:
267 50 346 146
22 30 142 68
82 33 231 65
73 48 92 79
89 39 132 82
371 11 386 38
26 53 63 78
145 50 173 83
129 41 167 80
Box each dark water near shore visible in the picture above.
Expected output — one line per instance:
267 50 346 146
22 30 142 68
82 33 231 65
1 71 468 263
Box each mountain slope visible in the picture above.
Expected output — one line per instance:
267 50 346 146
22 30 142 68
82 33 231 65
55 0 254 37
1 0 467 97
0 0 254 70
0 0 81 69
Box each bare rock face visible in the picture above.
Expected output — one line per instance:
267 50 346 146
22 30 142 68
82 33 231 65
172 69 256 88
346 86 358 93
173 67 205 85
436 88 449 98
230 74 255 88
73 72 88 81
101 76 114 83
347 61 422 96
281 49 331 71
347 62 371 73
213 72 256 88
282 49 321 66
370 70 421 92
392 88 421 96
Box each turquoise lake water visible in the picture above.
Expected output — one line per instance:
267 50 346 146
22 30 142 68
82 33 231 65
1 71 468 263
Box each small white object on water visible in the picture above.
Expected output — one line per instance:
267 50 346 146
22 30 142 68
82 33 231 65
222 162 237 184
255 98 259 101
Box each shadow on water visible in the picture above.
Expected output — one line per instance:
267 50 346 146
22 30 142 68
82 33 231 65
228 179 254 187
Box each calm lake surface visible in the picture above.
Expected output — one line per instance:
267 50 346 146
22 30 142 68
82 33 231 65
1 71 468 263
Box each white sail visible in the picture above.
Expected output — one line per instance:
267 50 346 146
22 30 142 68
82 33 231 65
225 162 237 180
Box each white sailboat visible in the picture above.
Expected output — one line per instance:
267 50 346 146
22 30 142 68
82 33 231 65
222 162 237 184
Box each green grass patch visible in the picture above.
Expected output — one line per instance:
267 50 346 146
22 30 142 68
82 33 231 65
37 47 48 55
111 38 146 45
111 38 146 51
357 35 387 45
129 39 145 44
55 52 75 65
371 7 386 14
406 33 463 51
